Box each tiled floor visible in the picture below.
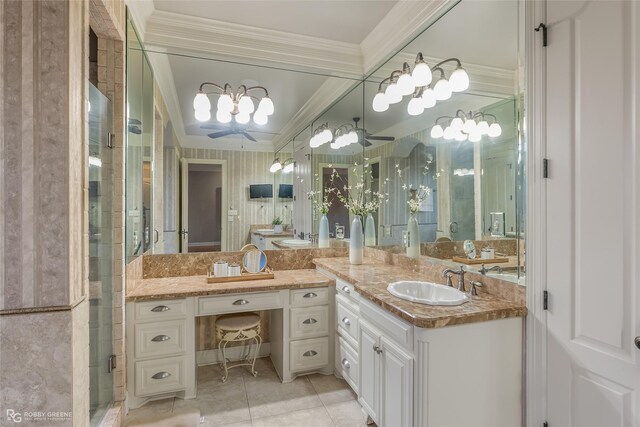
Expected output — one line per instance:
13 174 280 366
125 357 373 427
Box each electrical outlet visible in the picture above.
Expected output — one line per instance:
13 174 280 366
228 209 238 216
228 215 234 222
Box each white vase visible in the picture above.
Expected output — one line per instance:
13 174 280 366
273 224 283 233
406 213 420 259
318 214 330 248
364 213 376 247
349 215 364 265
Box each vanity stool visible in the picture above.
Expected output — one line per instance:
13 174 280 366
215 312 262 382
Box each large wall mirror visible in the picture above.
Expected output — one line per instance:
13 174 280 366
125 0 525 284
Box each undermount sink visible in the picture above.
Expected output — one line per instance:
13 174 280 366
486 272 526 286
256 228 275 233
281 239 312 246
387 281 469 306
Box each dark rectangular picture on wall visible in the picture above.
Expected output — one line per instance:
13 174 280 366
278 184 293 199
249 184 273 199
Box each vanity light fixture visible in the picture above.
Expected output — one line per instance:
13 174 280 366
193 82 274 125
282 158 295 174
269 158 282 173
372 53 469 115
430 110 502 142
309 122 359 149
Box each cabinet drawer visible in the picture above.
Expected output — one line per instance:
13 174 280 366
336 297 359 344
361 298 413 350
290 287 329 307
135 356 186 397
134 320 186 360
134 299 187 322
289 337 329 372
336 278 357 301
197 291 282 316
290 306 329 340
337 336 359 394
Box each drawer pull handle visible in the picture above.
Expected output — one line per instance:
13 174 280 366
341 286 350 294
342 317 351 326
152 371 171 380
341 358 350 369
303 350 318 357
303 292 318 298
151 305 170 312
373 345 383 355
303 318 318 324
151 335 171 342
233 299 249 305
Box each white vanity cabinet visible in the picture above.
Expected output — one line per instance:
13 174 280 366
333 277 361 394
359 301 414 427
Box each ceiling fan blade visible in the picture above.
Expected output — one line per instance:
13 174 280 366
363 139 373 147
207 130 236 139
200 124 228 130
242 132 258 142
367 135 395 141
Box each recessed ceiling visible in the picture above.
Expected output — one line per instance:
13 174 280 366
153 0 398 44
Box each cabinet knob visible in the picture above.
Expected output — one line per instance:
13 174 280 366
373 345 383 354
341 358 350 369
151 334 170 342
635 336 640 350
303 318 318 324
303 292 318 298
303 350 318 357
341 286 350 294
151 305 170 312
233 299 249 305
342 317 351 326
152 371 171 380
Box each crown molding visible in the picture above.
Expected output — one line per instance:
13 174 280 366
125 0 154 41
145 10 364 77
360 0 458 74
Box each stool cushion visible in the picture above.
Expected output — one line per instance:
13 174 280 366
215 312 261 331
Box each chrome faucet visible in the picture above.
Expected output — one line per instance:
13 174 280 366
442 266 466 291
480 264 503 275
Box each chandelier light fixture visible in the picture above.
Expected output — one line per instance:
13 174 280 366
269 157 295 173
193 82 274 125
269 158 282 173
430 110 502 143
372 53 470 115
309 123 359 149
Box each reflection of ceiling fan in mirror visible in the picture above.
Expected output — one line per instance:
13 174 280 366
200 123 279 142
352 117 394 147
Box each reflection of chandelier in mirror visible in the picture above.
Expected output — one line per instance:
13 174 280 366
372 53 469 115
309 123 358 149
193 82 274 125
430 110 502 142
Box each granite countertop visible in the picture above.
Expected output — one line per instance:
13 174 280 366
126 269 334 302
252 231 294 238
313 257 526 328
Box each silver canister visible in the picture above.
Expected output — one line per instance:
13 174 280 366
213 260 228 277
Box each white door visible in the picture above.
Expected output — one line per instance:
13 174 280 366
380 336 413 427
545 1 640 426
359 319 380 423
180 158 189 253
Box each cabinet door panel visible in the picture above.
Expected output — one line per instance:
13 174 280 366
381 336 413 427
358 319 380 423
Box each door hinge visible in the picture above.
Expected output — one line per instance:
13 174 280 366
543 158 550 178
535 23 548 47
107 132 114 149
107 354 116 373
543 422 548 427
543 291 549 310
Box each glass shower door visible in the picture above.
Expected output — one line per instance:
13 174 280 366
88 83 114 426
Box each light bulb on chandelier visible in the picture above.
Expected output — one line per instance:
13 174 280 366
193 83 274 127
429 110 502 143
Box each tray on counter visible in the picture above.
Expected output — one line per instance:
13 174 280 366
451 256 509 265
206 268 274 283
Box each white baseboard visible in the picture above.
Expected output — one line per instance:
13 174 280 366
196 343 271 366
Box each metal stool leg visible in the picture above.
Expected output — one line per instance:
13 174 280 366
250 335 262 377
220 338 231 383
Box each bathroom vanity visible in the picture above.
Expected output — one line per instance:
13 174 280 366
125 270 335 409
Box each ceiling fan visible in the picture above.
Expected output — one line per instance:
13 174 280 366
352 117 395 147
200 123 279 142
